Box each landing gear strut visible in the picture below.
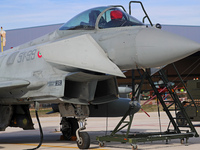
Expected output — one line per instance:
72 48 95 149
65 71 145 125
76 119 90 149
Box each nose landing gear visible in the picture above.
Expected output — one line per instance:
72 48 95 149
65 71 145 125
76 119 90 149
60 118 90 149
59 103 90 149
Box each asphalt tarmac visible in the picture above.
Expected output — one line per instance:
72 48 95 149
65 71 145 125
0 112 199 150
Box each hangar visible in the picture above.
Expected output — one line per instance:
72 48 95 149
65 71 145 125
3 24 200 91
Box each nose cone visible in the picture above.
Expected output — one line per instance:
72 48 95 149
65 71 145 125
135 28 200 68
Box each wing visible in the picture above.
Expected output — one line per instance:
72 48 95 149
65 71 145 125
38 34 125 78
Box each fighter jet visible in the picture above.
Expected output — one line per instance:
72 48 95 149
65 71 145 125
0 3 200 149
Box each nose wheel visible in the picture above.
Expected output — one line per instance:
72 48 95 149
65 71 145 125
77 132 90 149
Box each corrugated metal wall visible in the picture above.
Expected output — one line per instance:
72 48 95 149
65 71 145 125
3 24 200 50
4 23 63 50
162 25 200 43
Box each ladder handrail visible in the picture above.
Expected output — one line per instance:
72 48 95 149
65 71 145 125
129 1 153 26
159 69 199 137
145 71 181 133
172 63 198 109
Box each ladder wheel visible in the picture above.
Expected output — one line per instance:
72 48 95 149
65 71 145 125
176 112 187 126
99 142 105 147
132 145 138 150
181 138 184 144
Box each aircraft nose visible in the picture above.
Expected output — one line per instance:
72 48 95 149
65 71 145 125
135 28 200 68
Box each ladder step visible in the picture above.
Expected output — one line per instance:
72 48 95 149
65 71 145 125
167 109 180 111
173 117 185 119
164 101 174 103
123 121 130 123
177 125 190 127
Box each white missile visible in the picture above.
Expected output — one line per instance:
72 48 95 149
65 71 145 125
118 87 132 94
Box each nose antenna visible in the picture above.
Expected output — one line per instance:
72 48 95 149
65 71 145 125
129 1 153 26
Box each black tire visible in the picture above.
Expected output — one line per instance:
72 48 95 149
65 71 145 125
77 132 90 149
61 118 78 140
176 112 187 126
69 118 79 136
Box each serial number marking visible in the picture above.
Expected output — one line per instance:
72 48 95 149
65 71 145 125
17 49 37 63
48 80 62 86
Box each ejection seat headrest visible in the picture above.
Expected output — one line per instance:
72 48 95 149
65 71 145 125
110 10 123 20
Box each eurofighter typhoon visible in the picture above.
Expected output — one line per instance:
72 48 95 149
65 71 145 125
0 2 200 149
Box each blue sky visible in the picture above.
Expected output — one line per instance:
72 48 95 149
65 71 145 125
1 0 200 30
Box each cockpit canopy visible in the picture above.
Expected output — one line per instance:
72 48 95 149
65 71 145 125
59 6 143 30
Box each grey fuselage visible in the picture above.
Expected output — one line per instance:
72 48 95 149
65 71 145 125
0 24 200 105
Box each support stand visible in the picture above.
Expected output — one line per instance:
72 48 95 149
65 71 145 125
96 69 199 150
